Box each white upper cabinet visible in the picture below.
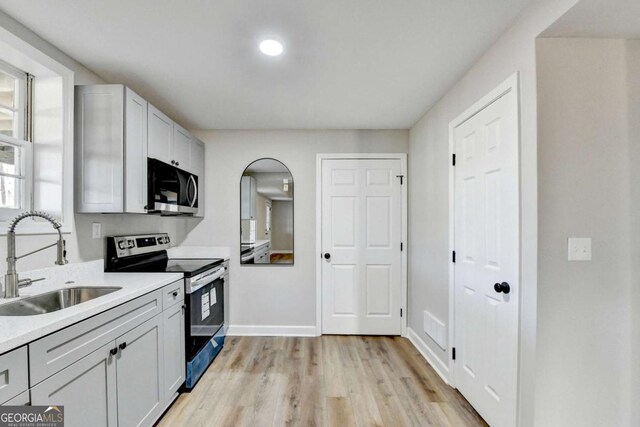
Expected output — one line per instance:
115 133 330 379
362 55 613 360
240 176 257 220
147 104 173 165
76 85 205 215
124 89 148 213
172 123 192 170
75 85 146 214
191 139 205 217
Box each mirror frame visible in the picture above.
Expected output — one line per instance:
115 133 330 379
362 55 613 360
239 158 294 266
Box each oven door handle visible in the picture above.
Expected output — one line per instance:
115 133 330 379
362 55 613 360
189 267 226 293
241 252 255 262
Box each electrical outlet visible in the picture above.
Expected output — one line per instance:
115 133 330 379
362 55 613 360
568 237 591 261
92 222 102 239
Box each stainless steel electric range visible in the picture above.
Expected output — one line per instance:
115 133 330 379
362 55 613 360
105 233 227 390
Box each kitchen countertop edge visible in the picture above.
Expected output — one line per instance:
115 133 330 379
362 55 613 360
0 272 184 355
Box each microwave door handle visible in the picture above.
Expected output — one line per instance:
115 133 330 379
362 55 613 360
188 175 198 207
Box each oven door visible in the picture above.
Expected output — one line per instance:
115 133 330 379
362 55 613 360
185 274 225 361
147 158 198 215
240 249 255 264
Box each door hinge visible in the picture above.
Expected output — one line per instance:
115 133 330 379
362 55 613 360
400 242 404 252
452 153 456 166
452 250 456 263
400 308 403 317
396 175 404 185
452 347 456 360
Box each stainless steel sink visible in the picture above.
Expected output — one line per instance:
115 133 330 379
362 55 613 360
0 287 122 316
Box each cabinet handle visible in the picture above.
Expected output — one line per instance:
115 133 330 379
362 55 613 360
119 342 127 351
176 162 179 166
172 291 179 297
171 160 176 165
182 304 186 313
110 347 118 356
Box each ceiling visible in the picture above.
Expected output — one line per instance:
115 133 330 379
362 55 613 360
543 0 640 39
0 0 531 130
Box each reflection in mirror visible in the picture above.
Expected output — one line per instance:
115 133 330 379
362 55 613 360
240 159 294 265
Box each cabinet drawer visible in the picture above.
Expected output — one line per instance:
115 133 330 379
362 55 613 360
0 346 28 404
29 289 162 385
162 280 184 310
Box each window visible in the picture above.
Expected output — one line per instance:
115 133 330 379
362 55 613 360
0 60 31 215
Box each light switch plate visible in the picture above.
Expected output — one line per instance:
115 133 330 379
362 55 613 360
92 222 102 239
568 237 591 261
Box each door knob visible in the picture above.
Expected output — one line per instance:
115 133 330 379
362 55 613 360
324 253 331 260
494 282 511 294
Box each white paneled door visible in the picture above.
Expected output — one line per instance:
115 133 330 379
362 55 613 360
453 78 519 427
321 159 402 335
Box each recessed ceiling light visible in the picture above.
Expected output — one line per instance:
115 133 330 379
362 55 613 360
259 39 284 56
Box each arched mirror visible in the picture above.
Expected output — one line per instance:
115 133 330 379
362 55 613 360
240 159 294 265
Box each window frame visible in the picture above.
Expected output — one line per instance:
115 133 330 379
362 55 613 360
0 59 31 219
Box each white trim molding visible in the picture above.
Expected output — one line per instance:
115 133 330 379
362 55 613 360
227 325 317 337
0 14 75 235
315 153 408 337
406 327 450 385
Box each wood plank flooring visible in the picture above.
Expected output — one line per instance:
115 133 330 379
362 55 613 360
158 336 488 427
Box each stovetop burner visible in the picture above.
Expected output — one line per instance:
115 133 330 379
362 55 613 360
105 233 223 277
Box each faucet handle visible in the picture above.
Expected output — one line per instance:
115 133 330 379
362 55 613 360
56 238 68 265
18 277 45 288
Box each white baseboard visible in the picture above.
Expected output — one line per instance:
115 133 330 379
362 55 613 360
406 327 451 385
227 324 317 337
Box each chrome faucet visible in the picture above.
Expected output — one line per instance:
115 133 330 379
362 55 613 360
3 211 68 298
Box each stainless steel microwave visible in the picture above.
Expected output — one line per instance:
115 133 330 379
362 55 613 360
147 158 198 215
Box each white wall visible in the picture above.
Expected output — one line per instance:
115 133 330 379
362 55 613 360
182 130 408 330
407 0 578 425
536 37 632 427
0 10 199 273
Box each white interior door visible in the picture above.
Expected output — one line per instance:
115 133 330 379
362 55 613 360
321 158 402 335
453 82 519 427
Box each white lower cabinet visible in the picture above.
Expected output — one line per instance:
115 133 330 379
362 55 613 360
28 281 185 426
162 302 185 401
31 342 118 427
116 316 164 427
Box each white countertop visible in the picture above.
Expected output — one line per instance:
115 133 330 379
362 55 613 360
241 240 270 249
0 260 183 355
167 245 231 260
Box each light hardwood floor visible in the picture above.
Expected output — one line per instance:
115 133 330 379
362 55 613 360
158 336 488 427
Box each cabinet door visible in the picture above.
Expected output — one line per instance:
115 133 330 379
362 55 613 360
148 104 173 165
3 391 29 406
241 176 257 220
172 123 192 171
163 303 185 402
116 316 164 427
191 139 205 217
74 85 124 213
241 176 252 220
31 342 117 427
124 88 148 213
